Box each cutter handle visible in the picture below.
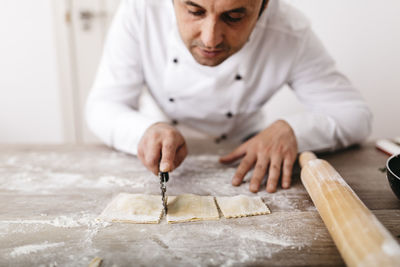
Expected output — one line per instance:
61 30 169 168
159 172 169 183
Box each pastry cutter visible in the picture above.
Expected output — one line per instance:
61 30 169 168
159 171 169 215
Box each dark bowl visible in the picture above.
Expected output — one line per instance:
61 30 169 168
387 154 400 200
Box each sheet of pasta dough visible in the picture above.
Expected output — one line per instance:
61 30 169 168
166 194 219 223
98 193 163 224
216 195 270 218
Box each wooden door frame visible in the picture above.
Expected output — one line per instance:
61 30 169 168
51 0 80 144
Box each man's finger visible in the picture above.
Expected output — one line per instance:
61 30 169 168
173 144 188 170
160 141 176 172
249 156 269 193
144 141 162 175
232 153 256 186
266 157 282 193
219 143 247 164
281 156 294 189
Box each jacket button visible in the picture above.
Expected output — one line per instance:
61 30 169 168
169 98 175 102
226 112 233 118
235 74 242 81
215 134 227 143
173 58 178 64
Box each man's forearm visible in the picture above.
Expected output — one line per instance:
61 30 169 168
86 100 160 155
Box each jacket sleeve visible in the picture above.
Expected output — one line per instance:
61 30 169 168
85 0 159 155
282 28 372 152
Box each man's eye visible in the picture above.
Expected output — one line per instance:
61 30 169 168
222 13 244 23
188 9 205 16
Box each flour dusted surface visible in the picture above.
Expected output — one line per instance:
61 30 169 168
10 242 65 258
0 142 328 266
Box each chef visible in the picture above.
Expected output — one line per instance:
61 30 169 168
86 0 372 193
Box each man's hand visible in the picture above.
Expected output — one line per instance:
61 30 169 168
219 120 298 193
138 122 188 175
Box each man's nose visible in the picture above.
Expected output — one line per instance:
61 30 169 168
200 17 223 48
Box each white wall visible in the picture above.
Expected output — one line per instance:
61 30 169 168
266 0 400 140
0 0 64 143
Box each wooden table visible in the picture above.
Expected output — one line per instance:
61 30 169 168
0 140 399 266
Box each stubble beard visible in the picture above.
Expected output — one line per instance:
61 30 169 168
189 40 232 66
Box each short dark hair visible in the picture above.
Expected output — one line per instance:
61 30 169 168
259 0 267 17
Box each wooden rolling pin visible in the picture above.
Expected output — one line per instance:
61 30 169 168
299 152 400 267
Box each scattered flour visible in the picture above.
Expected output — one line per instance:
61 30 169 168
10 242 65 257
6 156 17 165
4 214 110 260
2 214 111 229
1 172 86 193
95 175 147 188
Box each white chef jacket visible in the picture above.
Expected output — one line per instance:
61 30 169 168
86 0 372 155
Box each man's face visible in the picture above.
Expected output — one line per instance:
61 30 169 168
173 0 265 66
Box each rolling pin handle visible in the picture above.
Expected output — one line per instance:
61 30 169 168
299 151 318 168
